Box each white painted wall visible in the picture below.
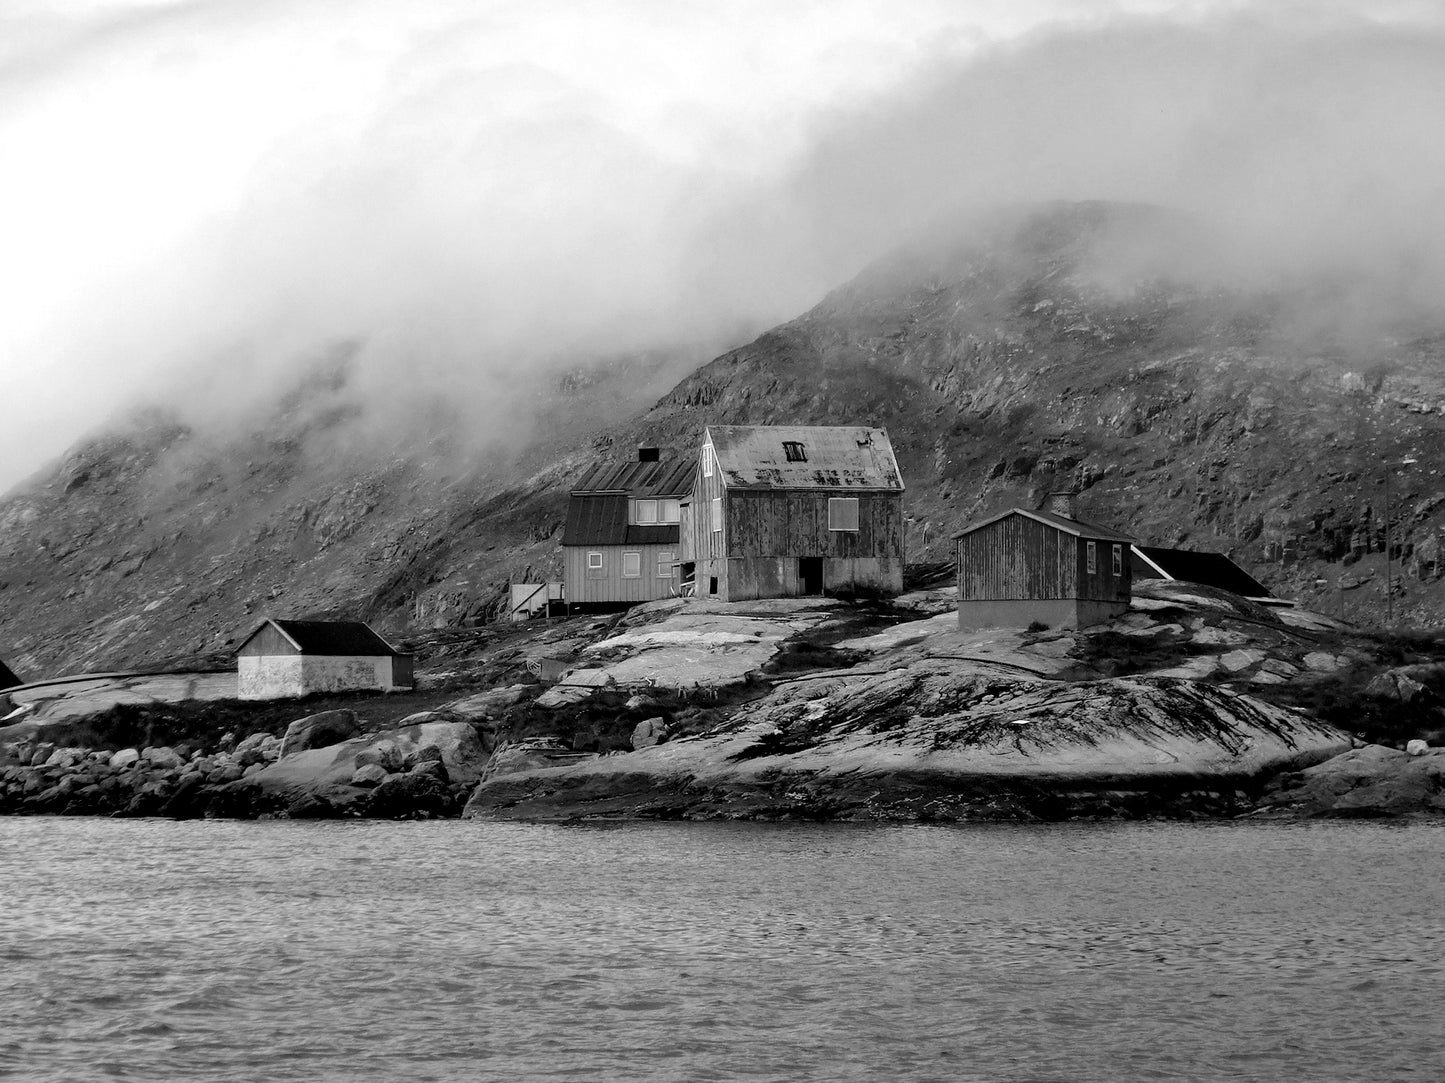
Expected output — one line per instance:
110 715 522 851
238 655 404 700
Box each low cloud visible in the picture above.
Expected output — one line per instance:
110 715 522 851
2 1 1444 492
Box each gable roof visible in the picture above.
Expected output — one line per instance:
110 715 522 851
1131 545 1272 597
562 494 681 547
704 425 904 491
569 456 695 498
239 619 403 657
953 506 1135 543
0 658 20 691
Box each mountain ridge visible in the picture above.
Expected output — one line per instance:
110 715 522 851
4 200 1445 678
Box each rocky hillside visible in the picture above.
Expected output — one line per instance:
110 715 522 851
4 201 1445 678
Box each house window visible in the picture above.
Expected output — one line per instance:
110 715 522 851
702 444 713 477
657 550 675 578
1112 544 1123 576
1086 541 1097 575
622 551 642 578
783 441 807 462
635 499 658 524
586 551 605 579
711 497 723 532
828 497 859 531
660 498 680 523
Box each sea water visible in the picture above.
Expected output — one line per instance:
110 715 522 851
1 818 1441 1082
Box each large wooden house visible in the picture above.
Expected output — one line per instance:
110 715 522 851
237 619 414 700
561 447 695 608
954 493 1135 630
679 425 905 601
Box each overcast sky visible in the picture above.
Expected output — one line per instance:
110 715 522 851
2 0 1443 494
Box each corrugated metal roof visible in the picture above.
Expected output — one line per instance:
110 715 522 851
569 456 695 497
561 494 681 546
953 507 1136 543
0 658 20 691
241 619 403 657
705 425 904 491
1132 545 1272 597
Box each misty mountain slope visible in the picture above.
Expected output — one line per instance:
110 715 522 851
4 200 1445 679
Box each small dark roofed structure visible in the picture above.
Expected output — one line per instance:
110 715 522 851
236 618 413 700
955 492 1135 630
0 658 21 692
562 447 695 608
1131 545 1273 599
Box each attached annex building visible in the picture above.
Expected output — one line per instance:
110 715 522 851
680 425 906 601
955 493 1135 630
561 447 695 609
236 619 414 700
1130 545 1274 601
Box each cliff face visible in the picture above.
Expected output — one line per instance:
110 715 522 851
4 201 1445 678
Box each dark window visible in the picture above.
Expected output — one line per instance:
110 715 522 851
783 441 807 462
1111 544 1122 576
1086 541 1097 575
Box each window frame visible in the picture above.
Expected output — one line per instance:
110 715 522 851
827 496 860 532
634 498 658 525
659 498 680 523
1086 540 1097 575
657 550 675 578
621 551 642 578
702 444 713 477
587 551 603 570
711 496 723 533
783 441 807 463
1111 544 1123 576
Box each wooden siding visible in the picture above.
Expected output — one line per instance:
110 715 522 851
237 622 300 658
684 444 729 562
723 490 903 560
563 543 681 605
958 514 1129 603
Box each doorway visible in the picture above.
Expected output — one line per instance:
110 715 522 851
799 557 823 595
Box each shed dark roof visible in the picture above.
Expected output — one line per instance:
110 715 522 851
705 425 904 491
1131 545 1272 597
240 619 403 657
953 507 1135 543
0 659 20 691
562 493 681 547
569 457 695 497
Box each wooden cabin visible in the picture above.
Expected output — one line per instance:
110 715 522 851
955 493 1135 630
679 425 905 601
1131 545 1273 600
561 447 695 609
236 619 414 700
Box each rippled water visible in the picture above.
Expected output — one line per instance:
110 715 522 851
1 818 1442 1082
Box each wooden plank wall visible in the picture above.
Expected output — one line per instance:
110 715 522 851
958 515 1129 602
564 544 680 605
237 622 299 658
724 491 904 560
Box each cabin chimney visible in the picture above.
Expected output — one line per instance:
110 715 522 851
637 446 660 463
1046 491 1078 519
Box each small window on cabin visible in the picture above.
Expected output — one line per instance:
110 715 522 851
783 441 807 462
660 498 680 523
711 496 723 532
828 497 859 531
702 444 714 477
587 551 603 570
1086 541 1097 575
657 550 675 578
622 551 642 578
1112 544 1123 576
635 499 658 524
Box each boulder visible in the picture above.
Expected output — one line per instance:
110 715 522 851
351 763 390 788
234 732 272 758
409 759 449 784
631 717 669 750
1364 670 1431 703
1407 739 1430 756
109 748 140 770
280 710 361 758
403 743 444 769
29 743 55 767
395 711 455 727
355 739 404 773
143 746 186 770
206 764 245 785
444 685 530 721
44 747 85 769
365 771 454 818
